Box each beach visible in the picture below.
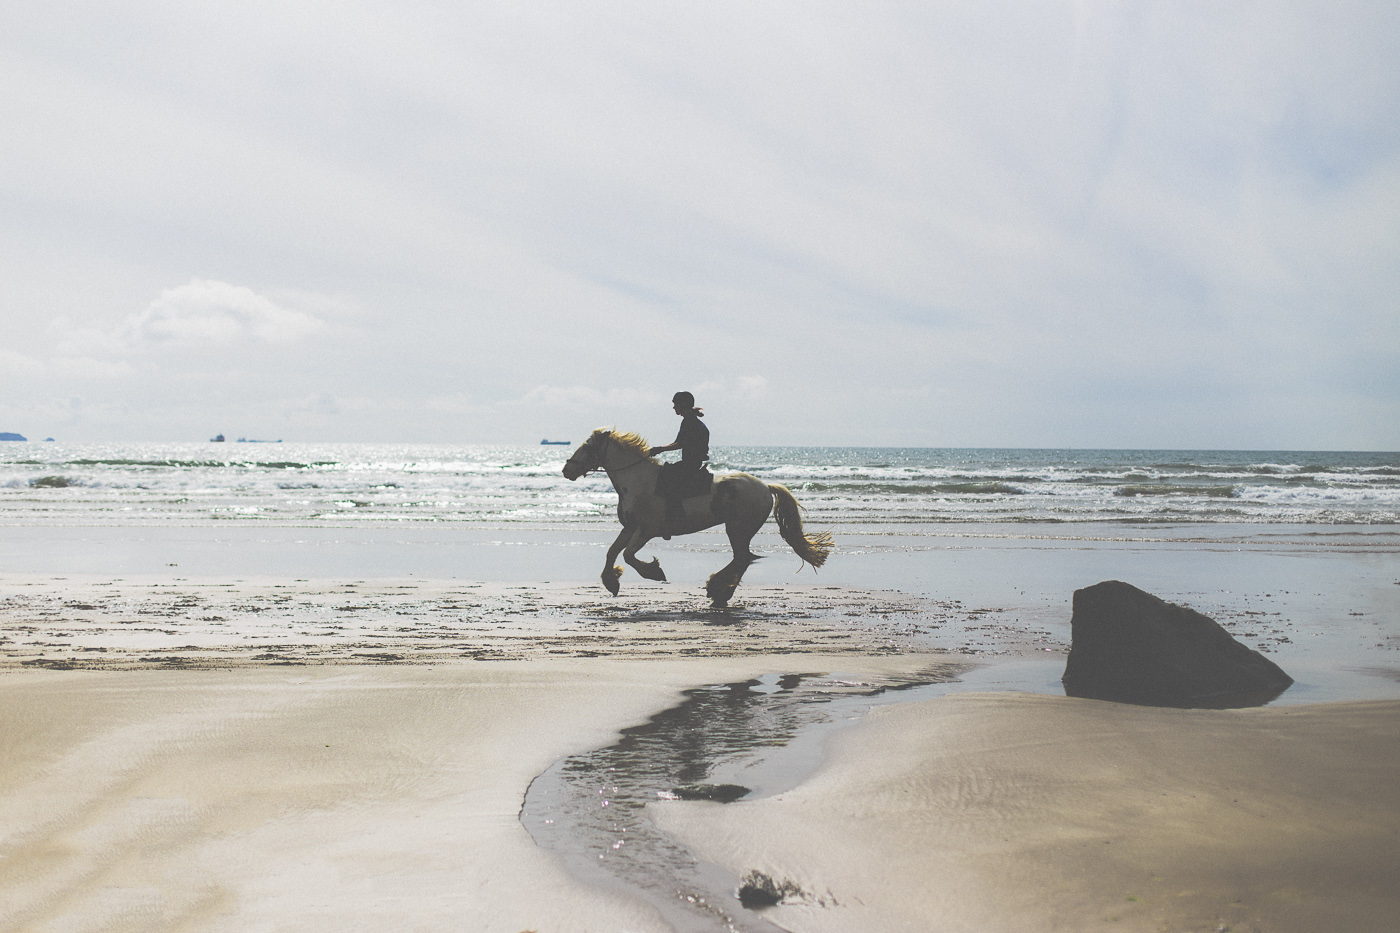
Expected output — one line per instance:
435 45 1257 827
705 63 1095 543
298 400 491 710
2 645 1397 933
2 445 1398 931
0 656 825 932
2 543 1398 931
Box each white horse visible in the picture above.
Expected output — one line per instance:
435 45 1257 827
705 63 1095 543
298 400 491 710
561 428 832 607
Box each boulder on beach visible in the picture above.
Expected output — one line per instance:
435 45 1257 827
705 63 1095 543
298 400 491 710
1062 580 1293 708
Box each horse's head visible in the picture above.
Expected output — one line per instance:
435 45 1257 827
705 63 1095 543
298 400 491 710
561 429 610 481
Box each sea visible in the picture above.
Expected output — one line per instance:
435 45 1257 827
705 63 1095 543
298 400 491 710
1 442 1397 527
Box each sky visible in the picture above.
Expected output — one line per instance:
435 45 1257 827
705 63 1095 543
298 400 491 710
2 1 1397 449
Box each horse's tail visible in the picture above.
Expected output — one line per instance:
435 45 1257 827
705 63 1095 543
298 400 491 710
768 484 833 570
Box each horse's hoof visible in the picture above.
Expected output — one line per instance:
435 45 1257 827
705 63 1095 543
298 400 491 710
602 566 622 596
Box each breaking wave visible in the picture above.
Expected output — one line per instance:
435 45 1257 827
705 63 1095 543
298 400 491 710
2 443 1396 527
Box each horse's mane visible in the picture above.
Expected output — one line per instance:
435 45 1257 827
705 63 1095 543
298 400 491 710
592 427 653 460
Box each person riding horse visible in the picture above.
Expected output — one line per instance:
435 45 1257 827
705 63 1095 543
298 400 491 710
647 391 710 538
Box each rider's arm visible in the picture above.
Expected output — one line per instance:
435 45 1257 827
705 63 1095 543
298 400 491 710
648 426 686 456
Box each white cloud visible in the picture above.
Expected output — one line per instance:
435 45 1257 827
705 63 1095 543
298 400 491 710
0 347 132 381
692 376 769 402
0 349 46 380
518 385 657 410
47 356 135 379
118 279 326 348
734 375 767 398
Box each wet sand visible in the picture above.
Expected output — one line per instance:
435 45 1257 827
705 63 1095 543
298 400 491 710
653 692 1400 933
0 575 998 932
0 575 1052 669
5 656 1398 933
1 544 1398 931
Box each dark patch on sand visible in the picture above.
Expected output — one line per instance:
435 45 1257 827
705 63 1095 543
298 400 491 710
0 578 1060 670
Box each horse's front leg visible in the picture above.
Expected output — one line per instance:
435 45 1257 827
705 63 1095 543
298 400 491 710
601 526 631 595
623 529 667 583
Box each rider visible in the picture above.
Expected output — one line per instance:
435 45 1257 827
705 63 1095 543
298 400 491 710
648 391 709 538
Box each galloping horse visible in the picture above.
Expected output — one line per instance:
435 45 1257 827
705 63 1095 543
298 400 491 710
561 428 832 607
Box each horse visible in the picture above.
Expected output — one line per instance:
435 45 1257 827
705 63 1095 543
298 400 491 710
561 428 833 607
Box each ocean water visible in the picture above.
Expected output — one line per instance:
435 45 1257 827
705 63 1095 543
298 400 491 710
1 441 1397 527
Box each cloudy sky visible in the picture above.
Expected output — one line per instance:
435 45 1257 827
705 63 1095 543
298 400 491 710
2 1 1397 448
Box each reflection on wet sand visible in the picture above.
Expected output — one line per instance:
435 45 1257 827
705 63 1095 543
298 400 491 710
521 665 964 933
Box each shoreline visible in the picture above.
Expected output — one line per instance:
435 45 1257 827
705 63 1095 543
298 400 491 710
2 566 1395 702
1 518 1393 679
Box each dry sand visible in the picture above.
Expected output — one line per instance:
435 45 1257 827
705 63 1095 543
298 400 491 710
2 574 1397 933
653 692 1400 933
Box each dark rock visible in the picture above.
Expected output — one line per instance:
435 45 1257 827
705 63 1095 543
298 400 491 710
1062 580 1293 708
671 782 750 803
737 870 802 909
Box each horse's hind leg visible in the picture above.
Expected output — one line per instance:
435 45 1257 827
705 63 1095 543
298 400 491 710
705 520 765 608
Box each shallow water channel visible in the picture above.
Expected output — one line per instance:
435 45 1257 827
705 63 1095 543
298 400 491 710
520 660 1066 932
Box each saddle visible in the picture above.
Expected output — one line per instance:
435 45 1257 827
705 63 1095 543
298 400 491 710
655 463 714 499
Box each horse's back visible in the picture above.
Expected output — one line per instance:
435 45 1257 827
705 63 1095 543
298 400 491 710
711 470 770 497
706 471 775 526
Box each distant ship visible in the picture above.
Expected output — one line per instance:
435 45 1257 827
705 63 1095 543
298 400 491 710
540 439 571 445
211 434 225 442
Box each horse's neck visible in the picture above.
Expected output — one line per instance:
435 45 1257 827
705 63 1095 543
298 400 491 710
603 451 657 493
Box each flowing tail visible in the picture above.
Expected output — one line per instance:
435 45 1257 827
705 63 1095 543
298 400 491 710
768 484 833 569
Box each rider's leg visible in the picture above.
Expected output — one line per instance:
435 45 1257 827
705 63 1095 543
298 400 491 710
662 495 684 539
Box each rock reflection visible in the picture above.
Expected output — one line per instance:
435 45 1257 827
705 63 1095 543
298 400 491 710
521 666 962 933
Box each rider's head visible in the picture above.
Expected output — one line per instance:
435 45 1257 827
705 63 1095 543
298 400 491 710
672 391 696 415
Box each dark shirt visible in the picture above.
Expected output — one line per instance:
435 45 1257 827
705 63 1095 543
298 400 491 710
674 414 709 465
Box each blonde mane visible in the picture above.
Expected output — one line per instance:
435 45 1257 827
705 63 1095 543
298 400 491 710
590 427 654 461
